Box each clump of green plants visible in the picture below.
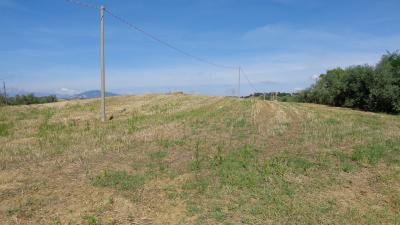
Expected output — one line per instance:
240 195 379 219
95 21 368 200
127 115 147 133
157 139 185 148
331 150 359 173
182 176 210 193
210 206 226 222
0 122 11 137
82 215 99 225
146 150 168 174
148 150 168 160
214 145 262 189
266 153 315 176
6 197 42 219
37 110 59 137
351 141 397 165
190 141 202 171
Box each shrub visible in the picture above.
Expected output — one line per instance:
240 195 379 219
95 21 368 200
297 51 400 114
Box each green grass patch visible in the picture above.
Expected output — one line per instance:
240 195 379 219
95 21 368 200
186 202 202 216
37 110 64 137
92 170 145 191
82 215 99 225
351 140 400 165
225 117 249 128
325 118 341 125
145 150 169 175
210 206 226 222
6 197 43 219
127 114 147 133
0 122 11 137
148 150 168 159
331 150 359 172
264 153 315 177
215 145 262 188
182 176 210 193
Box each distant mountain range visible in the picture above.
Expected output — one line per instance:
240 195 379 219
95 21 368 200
68 90 118 99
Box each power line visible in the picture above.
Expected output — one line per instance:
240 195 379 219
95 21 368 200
63 0 238 70
2 81 7 105
104 9 237 70
240 68 259 94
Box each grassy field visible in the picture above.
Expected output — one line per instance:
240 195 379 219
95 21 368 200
0 93 399 224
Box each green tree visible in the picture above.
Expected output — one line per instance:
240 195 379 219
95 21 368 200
297 51 400 114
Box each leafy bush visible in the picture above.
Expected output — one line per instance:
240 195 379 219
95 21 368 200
297 51 400 113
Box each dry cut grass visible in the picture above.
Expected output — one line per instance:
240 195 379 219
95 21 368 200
0 93 399 224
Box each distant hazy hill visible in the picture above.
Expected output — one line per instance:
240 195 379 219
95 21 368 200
70 90 118 99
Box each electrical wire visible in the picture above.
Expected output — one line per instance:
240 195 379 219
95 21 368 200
240 68 259 94
64 0 239 70
104 8 238 70
63 0 238 70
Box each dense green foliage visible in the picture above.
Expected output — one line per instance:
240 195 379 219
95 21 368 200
0 94 57 106
245 92 297 102
297 52 400 113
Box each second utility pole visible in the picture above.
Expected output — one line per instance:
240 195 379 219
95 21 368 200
2 81 7 105
100 5 106 122
238 67 241 98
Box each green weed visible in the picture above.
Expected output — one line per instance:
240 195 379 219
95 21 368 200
214 145 262 188
157 139 185 148
186 202 202 216
148 150 168 160
190 141 202 171
127 115 147 133
210 206 226 222
0 122 11 136
331 150 359 172
351 140 399 165
82 215 99 225
146 150 168 174
37 110 64 137
182 176 210 193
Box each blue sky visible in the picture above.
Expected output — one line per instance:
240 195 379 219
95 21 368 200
0 0 399 96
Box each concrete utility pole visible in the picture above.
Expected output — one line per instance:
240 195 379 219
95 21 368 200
100 5 106 122
238 67 241 98
2 81 7 105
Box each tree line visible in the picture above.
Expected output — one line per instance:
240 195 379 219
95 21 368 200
0 94 57 106
244 92 295 102
296 51 400 114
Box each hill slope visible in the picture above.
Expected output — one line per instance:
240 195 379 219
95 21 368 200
0 94 399 224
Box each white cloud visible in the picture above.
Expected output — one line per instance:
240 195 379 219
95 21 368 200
58 88 79 96
242 24 400 53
